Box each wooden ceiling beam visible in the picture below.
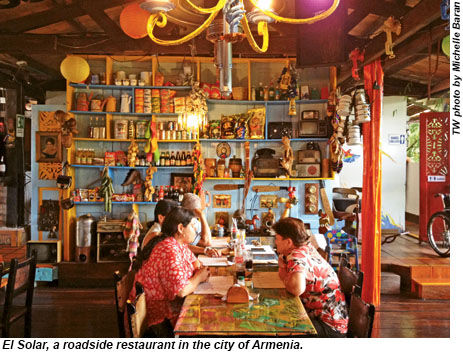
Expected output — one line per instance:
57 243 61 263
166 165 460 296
0 0 134 33
383 77 428 97
0 33 297 57
339 0 444 84
346 0 410 18
11 54 61 79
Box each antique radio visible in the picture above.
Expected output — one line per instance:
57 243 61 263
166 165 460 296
298 118 330 138
251 148 284 178
301 110 320 120
96 220 128 263
295 164 321 177
268 122 292 139
27 240 62 263
297 149 321 164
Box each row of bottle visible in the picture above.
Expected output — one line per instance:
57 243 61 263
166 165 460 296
251 82 281 101
76 149 96 165
158 121 198 141
88 117 106 139
158 151 193 166
153 185 185 203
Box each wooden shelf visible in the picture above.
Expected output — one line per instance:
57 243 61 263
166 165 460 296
199 138 329 142
75 201 158 205
207 99 328 105
70 83 191 90
70 164 193 170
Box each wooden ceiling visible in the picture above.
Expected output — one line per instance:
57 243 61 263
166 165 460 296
0 0 450 99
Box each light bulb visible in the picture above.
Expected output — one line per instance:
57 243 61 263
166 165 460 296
256 0 272 11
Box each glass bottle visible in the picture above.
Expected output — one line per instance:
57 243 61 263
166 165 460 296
88 117 94 138
181 151 186 166
268 82 275 101
99 117 106 139
170 151 175 166
263 85 269 101
175 151 181 166
159 185 164 200
186 151 192 165
93 117 100 139
251 86 256 101
165 152 170 166
0 156 6 177
178 188 184 202
257 82 264 101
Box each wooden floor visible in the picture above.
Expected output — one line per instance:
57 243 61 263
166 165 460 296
5 221 450 338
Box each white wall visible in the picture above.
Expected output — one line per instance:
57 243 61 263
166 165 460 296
406 161 420 215
337 96 408 231
45 91 66 106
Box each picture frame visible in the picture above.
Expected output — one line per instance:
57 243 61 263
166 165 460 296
214 211 229 229
170 173 194 193
36 131 62 163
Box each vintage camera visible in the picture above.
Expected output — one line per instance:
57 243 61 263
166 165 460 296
268 122 292 139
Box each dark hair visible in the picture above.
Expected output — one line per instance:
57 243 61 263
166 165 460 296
132 207 195 272
154 199 177 223
45 137 55 145
271 217 310 247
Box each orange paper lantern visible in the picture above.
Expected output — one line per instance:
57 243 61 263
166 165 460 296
120 3 151 39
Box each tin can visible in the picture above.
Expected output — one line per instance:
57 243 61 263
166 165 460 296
136 121 148 139
114 119 128 139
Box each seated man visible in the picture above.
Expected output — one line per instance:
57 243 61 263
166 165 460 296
181 193 227 257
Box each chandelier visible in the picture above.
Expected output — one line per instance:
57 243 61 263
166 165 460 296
131 0 339 96
140 0 339 52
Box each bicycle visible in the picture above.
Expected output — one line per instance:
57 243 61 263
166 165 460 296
427 193 450 257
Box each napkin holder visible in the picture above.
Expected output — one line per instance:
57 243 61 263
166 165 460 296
226 285 249 303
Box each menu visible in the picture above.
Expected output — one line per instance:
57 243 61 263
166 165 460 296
193 276 234 295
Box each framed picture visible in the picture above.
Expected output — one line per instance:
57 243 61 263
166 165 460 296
170 173 194 193
36 131 62 163
214 211 229 229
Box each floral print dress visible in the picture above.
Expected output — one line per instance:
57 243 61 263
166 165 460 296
131 236 197 328
285 243 348 334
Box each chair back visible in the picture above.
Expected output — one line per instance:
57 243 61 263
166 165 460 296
126 282 147 338
338 256 364 307
1 251 37 337
347 285 375 338
113 270 136 338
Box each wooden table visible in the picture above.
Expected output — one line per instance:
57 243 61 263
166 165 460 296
174 288 316 337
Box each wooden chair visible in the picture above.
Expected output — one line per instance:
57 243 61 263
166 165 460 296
347 285 375 338
324 230 359 271
113 270 136 338
338 255 364 308
0 251 37 337
126 281 147 338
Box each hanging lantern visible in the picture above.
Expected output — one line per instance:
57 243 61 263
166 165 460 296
120 3 151 39
442 35 450 57
60 56 90 83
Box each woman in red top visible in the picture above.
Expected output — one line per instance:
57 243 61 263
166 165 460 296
131 207 210 337
273 217 348 337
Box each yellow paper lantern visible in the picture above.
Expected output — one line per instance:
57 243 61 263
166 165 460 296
120 3 151 39
60 56 90 83
442 35 450 57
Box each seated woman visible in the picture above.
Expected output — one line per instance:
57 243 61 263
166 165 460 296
181 193 227 257
141 199 177 249
130 207 210 337
272 217 348 338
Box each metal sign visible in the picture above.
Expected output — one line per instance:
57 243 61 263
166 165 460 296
16 114 25 137
388 134 405 144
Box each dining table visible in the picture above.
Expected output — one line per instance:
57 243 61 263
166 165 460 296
173 287 317 337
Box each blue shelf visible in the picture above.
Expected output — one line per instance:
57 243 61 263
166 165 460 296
70 83 191 90
70 165 193 170
69 110 179 117
75 201 158 205
199 138 328 142
207 99 328 105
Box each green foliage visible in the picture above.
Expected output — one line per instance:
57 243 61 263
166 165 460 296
407 122 420 163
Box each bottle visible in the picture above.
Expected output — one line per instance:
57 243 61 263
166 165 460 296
93 117 100 139
178 188 184 202
75 149 81 164
160 152 165 166
159 185 164 200
88 117 94 138
99 117 106 139
268 82 275 101
186 151 192 165
154 186 159 202
170 151 175 166
263 85 269 101
128 120 135 139
0 156 6 177
251 86 256 101
181 151 186 166
173 187 179 202
237 275 245 287
234 232 246 279
257 82 264 101
275 87 281 101
175 151 181 166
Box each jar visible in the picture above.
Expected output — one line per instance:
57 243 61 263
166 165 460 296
114 119 128 139
136 121 148 139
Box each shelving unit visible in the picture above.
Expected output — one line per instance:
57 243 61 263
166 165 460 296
61 54 335 261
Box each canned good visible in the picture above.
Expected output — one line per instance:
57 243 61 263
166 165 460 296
136 121 148 139
114 119 128 139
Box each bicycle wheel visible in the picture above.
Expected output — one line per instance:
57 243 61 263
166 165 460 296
427 211 450 257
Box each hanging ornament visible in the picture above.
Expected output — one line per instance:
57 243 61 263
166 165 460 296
60 56 90 83
120 3 151 39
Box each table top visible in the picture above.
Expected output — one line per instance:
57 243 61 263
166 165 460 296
174 288 316 336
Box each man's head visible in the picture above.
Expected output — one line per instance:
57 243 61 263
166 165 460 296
181 193 201 211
